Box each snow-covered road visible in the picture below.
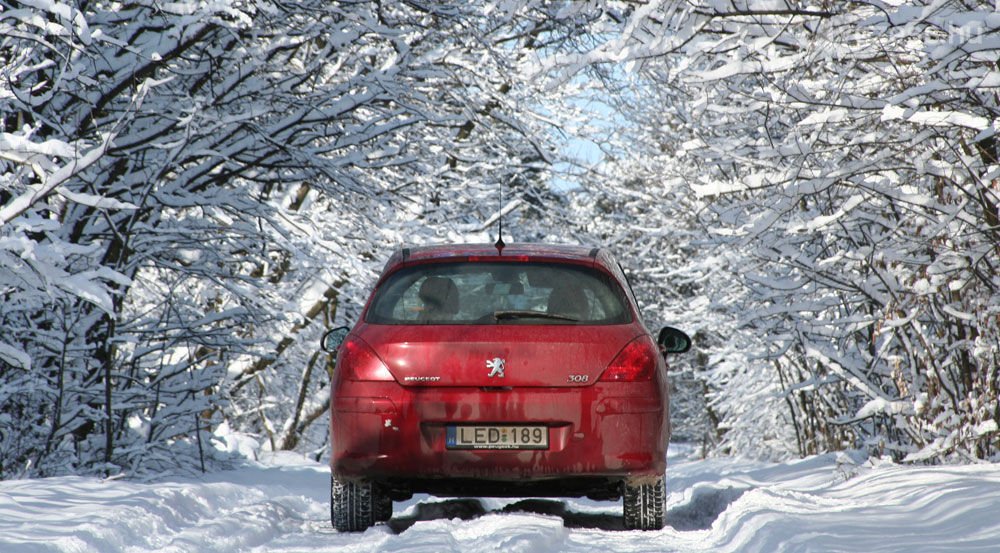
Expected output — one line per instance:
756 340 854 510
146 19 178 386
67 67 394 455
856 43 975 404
3 445 999 552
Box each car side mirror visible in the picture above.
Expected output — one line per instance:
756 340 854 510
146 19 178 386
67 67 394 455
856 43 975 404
322 326 350 353
658 326 692 354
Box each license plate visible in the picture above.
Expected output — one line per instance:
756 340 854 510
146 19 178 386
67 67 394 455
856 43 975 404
446 425 548 450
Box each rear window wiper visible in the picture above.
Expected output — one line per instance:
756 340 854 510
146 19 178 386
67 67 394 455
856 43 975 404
492 310 578 322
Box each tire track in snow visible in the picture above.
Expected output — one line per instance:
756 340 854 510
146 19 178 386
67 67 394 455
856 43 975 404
5 449 1000 552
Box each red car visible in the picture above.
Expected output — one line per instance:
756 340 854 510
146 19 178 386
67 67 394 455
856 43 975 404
322 243 691 531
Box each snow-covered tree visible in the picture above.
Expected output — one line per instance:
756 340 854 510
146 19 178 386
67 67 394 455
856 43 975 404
0 0 613 477
547 0 1000 461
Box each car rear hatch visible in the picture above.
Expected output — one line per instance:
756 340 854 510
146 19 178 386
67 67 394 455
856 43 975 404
358 324 642 387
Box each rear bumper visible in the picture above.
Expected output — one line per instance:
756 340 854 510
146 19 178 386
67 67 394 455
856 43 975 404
330 382 669 486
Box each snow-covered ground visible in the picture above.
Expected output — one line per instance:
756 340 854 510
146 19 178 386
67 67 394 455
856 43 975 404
2 444 999 553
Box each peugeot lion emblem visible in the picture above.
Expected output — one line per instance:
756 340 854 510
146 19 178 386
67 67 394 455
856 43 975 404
486 357 506 378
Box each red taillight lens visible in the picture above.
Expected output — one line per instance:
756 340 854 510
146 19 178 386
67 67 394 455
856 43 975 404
599 336 659 382
337 336 395 381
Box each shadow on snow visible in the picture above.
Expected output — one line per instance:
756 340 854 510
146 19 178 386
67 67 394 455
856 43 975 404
386 485 747 534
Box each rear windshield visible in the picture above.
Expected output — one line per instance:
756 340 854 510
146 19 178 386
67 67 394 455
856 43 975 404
365 262 632 325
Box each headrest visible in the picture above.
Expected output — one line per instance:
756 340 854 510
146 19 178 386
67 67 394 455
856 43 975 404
418 276 459 314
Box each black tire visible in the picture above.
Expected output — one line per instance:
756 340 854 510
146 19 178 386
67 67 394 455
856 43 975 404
374 489 393 523
331 474 383 532
622 473 667 530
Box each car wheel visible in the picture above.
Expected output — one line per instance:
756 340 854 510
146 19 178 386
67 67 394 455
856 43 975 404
331 474 382 531
374 489 393 523
622 473 667 530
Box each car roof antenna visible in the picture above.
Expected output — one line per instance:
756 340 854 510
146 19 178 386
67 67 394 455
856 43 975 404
494 180 506 255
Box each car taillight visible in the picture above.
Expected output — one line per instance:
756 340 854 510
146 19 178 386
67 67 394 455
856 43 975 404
337 336 395 381
599 336 658 382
